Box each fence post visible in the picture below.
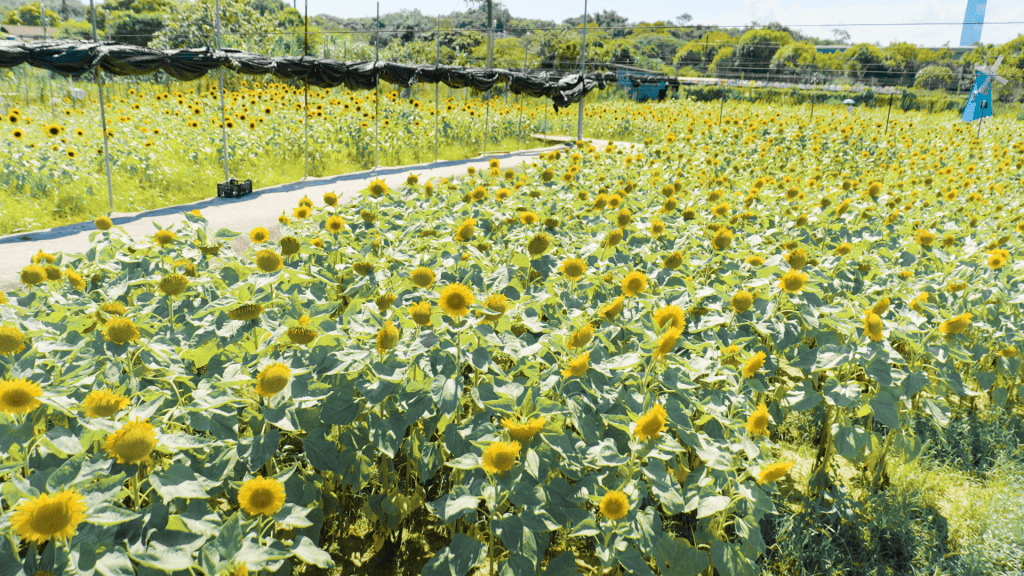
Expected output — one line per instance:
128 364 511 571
213 0 230 183
41 2 54 114
434 15 440 163
718 80 726 128
89 0 114 215
483 0 493 154
576 0 588 141
303 0 310 180
516 33 528 151
884 92 894 137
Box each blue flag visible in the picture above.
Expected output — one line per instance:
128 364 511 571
961 70 993 123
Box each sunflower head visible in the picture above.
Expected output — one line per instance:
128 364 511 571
527 233 550 256
779 270 808 294
663 252 683 269
601 297 624 323
353 261 374 276
746 403 770 435
758 461 794 485
634 404 668 441
0 325 27 356
604 229 623 248
325 215 345 234
0 378 43 414
255 249 283 273
409 301 433 327
863 310 884 342
621 271 648 297
95 216 113 231
153 230 176 247
939 313 973 336
20 265 46 286
280 236 301 256
481 294 508 323
238 476 286 517
568 325 594 349
653 305 685 330
256 363 291 397
228 303 264 322
368 178 389 198
561 351 590 378
249 227 270 243
481 441 521 475
11 489 87 545
159 274 190 297
501 416 546 441
286 327 317 345
712 228 733 251
741 351 767 379
454 218 476 243
102 317 140 345
83 389 130 418
559 258 587 281
104 419 157 464
438 284 474 318
732 290 754 313
323 192 338 206
600 490 629 520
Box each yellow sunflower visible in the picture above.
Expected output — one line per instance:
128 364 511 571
746 403 769 435
757 461 794 485
409 301 433 327
228 303 264 322
481 440 521 475
561 351 590 378
11 489 87 544
82 389 129 418
104 419 157 464
568 325 594 348
238 476 286 517
438 284 474 318
0 325 27 356
255 249 283 273
741 351 767 379
102 318 140 345
939 313 972 336
778 270 808 294
255 363 291 397
621 271 648 297
559 258 587 281
731 290 754 313
633 404 668 442
863 310 884 342
653 329 680 360
501 416 546 441
0 378 43 414
653 305 685 330
599 490 629 520
249 227 270 243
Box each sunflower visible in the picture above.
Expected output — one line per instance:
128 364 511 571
453 218 476 242
151 230 175 247
285 326 317 345
20 265 46 286
621 271 648 297
323 192 338 206
481 294 508 323
325 215 345 234
561 351 590 378
653 305 685 330
0 325 27 356
353 261 373 276
633 404 668 441
939 313 972 336
915 229 936 247
375 322 399 354
559 258 587 281
712 228 733 250
785 248 808 270
158 274 190 297
501 416 546 441
0 378 42 414
255 363 291 397
409 301 433 327
731 290 754 313
599 490 629 520
102 318 140 345
520 233 549 258
663 252 683 269
757 461 794 485
438 284 474 318
600 297 624 323
863 310 884 342
653 328 680 360
520 211 539 225
11 128 24 139
746 255 765 267
238 476 286 517
292 206 310 219
742 351 767 379
616 208 632 228
82 389 129 418
249 227 270 243
568 325 594 349
104 419 157 464
778 270 808 294
280 236 301 257
481 440 521 475
11 489 87 544
368 178 389 198
603 229 623 248
835 242 853 256
871 296 890 316
255 249 283 273
65 270 85 291
410 267 435 288
228 303 263 322
746 403 770 435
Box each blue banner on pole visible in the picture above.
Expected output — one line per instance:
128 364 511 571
961 70 993 122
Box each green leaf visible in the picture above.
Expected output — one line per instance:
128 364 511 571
696 495 732 518
244 428 280 472
290 536 334 569
421 533 486 576
87 504 142 526
654 537 710 576
617 546 656 576
709 539 756 576
303 428 345 474
540 551 578 576
149 462 216 501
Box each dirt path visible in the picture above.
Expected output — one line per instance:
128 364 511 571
0 137 631 291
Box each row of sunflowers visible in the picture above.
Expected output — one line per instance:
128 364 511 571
1 102 1023 575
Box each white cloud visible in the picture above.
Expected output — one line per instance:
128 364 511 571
697 0 1024 46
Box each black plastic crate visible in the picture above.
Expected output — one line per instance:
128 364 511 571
217 179 252 199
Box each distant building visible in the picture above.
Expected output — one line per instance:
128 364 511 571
0 25 48 40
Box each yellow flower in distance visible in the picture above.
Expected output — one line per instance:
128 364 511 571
153 230 175 247
742 351 767 379
368 178 389 198
746 403 769 435
527 233 550 256
481 294 508 323
326 215 345 234
561 351 590 378
600 490 629 520
712 228 733 250
568 325 594 348
663 251 683 269
757 461 794 485
249 227 270 243
95 216 113 231
255 249 283 273
228 303 263 322
600 297 624 323
409 301 433 327
501 416 546 441
438 283 474 318
104 419 157 464
779 270 808 294
20 265 46 286
481 440 521 475
159 274 190 297
82 389 129 418
286 327 317 345
731 290 754 313
0 378 42 414
238 476 286 517
939 313 973 336
871 296 890 316
102 317 140 345
453 218 476 242
11 489 87 545
863 310 884 342
560 258 587 281
0 325 27 356
256 363 291 397
621 271 648 297
633 404 668 441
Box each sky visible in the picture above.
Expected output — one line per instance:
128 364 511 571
296 0 1024 47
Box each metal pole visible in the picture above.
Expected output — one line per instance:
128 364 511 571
884 92 894 136
977 117 982 139
303 0 310 179
374 2 380 169
718 80 725 127
42 3 53 113
434 15 440 163
213 0 229 182
89 0 113 214
576 0 588 141
810 87 815 123
516 33 528 150
483 0 493 154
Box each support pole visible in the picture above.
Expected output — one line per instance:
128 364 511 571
718 80 725 128
576 0 588 141
810 88 815 123
42 2 53 114
213 0 230 182
374 1 380 169
977 117 982 139
434 15 440 163
303 0 310 179
884 92 894 137
516 33 528 151
483 0 493 154
89 0 113 214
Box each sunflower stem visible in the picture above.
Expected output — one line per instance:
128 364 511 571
132 468 141 510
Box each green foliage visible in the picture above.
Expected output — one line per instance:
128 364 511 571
914 65 954 90
151 0 277 53
2 3 61 26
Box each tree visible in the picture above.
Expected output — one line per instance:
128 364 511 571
832 29 851 44
152 0 278 54
914 65 953 90
3 5 62 27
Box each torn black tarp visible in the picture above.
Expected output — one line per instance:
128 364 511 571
0 39 676 107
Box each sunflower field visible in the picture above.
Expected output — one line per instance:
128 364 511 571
1 101 1024 576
